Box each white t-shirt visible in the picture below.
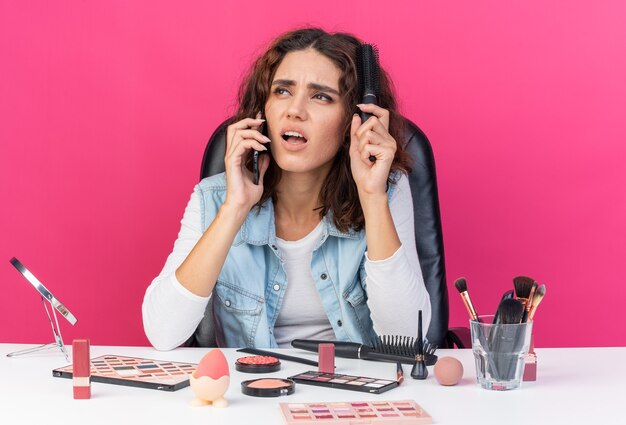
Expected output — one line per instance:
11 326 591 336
274 221 336 346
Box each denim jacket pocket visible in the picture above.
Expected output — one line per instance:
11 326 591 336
342 279 376 345
214 280 264 313
343 279 367 307
213 280 264 346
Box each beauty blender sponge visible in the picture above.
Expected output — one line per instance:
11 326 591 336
433 356 463 386
194 348 230 379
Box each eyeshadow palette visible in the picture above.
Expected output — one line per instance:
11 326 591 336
288 371 398 394
52 355 197 391
280 400 432 424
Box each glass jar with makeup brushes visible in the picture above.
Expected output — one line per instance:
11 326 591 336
470 315 533 391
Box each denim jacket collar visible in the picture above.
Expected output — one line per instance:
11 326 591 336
237 199 361 249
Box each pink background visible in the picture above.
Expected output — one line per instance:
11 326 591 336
2 1 625 348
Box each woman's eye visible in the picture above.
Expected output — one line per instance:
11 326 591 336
313 93 333 102
274 87 290 96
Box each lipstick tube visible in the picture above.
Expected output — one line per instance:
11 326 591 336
72 339 91 399
318 343 335 374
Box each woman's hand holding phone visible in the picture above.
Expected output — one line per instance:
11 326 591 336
174 115 269 298
223 114 271 213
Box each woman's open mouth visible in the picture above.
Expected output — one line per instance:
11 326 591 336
280 130 309 151
282 131 308 144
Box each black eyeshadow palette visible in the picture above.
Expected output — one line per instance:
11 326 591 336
52 354 197 391
288 371 399 394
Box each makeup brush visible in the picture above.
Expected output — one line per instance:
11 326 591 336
495 298 525 325
492 290 514 324
356 43 380 162
513 276 536 307
411 310 428 380
490 298 526 380
454 277 480 322
521 282 538 323
396 361 405 385
454 277 492 376
528 284 546 321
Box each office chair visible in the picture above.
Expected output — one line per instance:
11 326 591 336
189 117 470 349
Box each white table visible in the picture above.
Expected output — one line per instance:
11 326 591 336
1 344 623 424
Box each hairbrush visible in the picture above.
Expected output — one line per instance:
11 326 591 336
423 341 438 357
375 335 438 359
356 43 380 162
291 336 438 366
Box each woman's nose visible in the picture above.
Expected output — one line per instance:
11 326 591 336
286 94 308 120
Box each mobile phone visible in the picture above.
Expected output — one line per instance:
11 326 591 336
253 118 270 185
253 151 261 185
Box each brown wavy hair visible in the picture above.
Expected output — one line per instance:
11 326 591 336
231 28 411 232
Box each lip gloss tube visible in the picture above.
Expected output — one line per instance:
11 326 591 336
72 339 91 399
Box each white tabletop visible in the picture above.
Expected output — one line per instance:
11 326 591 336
1 344 623 424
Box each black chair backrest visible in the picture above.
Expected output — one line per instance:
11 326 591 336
200 117 450 347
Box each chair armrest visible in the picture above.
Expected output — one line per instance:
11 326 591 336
445 327 471 349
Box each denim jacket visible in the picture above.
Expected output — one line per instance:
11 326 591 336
194 172 398 348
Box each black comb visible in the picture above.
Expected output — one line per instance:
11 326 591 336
375 335 438 364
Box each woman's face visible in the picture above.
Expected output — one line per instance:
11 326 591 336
264 49 346 175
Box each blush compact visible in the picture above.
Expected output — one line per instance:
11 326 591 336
241 378 295 397
235 355 281 373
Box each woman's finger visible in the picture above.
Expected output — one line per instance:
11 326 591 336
357 129 396 157
360 144 393 163
226 117 266 149
225 140 268 171
357 129 382 153
228 139 268 158
357 103 390 129
349 113 362 156
355 115 392 142
226 129 270 159
257 152 271 184
233 129 271 145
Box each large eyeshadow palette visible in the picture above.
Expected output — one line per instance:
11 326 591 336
280 400 432 424
52 355 197 391
288 371 399 394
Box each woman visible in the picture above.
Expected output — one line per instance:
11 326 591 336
143 28 431 350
